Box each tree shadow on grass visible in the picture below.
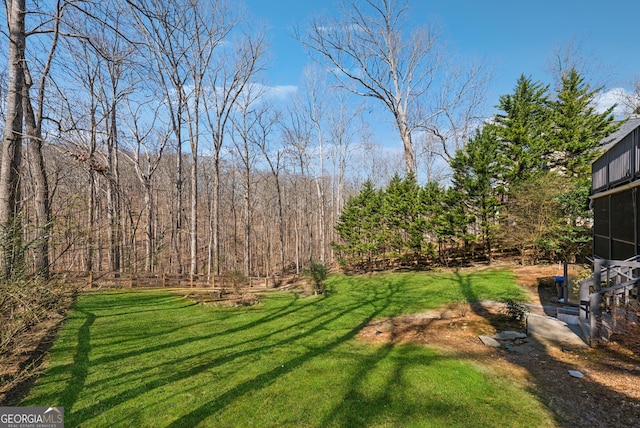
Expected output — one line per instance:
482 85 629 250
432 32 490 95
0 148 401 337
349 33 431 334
60 309 95 412
162 281 404 427
49 282 400 426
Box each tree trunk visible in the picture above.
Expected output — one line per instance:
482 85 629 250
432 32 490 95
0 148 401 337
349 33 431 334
22 75 51 278
243 168 251 277
0 0 26 281
174 142 183 274
87 171 96 272
213 156 221 275
144 181 153 271
190 150 198 275
398 120 416 174
106 106 121 272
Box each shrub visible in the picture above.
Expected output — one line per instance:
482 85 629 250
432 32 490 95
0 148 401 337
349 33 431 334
304 261 328 295
224 270 245 293
501 298 530 322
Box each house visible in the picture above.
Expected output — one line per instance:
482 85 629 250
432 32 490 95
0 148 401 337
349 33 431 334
591 116 640 259
579 116 640 344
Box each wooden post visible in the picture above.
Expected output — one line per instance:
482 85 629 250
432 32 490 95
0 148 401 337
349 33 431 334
162 273 166 288
130 272 134 288
588 259 602 344
88 271 93 289
590 291 603 344
211 274 215 288
265 276 269 289
562 262 569 303
190 273 194 288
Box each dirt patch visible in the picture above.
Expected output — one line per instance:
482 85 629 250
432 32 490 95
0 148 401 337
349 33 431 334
359 264 640 427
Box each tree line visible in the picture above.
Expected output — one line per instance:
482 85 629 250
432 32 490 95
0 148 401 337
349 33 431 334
1 0 496 281
0 0 636 282
334 71 620 271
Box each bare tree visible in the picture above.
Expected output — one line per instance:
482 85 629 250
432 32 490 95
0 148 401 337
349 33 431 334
20 0 66 279
300 0 443 174
326 89 362 252
547 37 614 93
203 27 266 276
55 2 136 273
230 85 263 277
622 79 640 115
253 107 285 273
0 0 25 280
121 98 170 271
54 29 107 272
282 100 315 272
301 0 491 174
127 0 187 273
298 66 329 263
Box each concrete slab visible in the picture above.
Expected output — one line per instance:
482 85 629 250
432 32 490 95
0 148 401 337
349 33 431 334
526 313 588 349
557 313 579 325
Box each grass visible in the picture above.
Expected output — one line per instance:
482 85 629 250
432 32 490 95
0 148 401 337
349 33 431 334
20 269 554 427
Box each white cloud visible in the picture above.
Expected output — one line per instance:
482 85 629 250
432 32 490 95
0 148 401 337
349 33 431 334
239 83 298 104
264 84 298 100
593 87 630 118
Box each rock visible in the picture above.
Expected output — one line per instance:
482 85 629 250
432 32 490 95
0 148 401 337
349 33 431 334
508 343 535 354
494 331 527 341
440 310 457 320
569 370 584 379
377 321 395 333
479 335 501 347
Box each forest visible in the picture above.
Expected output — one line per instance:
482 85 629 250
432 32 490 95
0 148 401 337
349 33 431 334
0 0 636 283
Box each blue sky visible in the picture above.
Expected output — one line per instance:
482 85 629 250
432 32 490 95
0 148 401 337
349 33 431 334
244 0 640 115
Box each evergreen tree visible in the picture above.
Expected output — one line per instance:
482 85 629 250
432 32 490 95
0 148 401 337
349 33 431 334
542 179 592 262
549 68 619 179
381 173 427 259
450 126 503 262
494 74 551 185
544 68 619 261
333 180 384 269
422 181 449 260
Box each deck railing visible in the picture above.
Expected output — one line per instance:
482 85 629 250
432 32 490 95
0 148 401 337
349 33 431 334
578 257 640 344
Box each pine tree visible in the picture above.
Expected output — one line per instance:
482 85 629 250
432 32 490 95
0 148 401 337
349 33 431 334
549 68 619 179
450 126 503 262
544 69 619 261
494 74 551 185
381 173 427 259
333 180 384 269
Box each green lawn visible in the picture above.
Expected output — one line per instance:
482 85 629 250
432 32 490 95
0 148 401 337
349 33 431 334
21 270 555 427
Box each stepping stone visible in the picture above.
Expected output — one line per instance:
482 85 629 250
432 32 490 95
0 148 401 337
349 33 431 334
479 335 501 347
568 370 584 378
